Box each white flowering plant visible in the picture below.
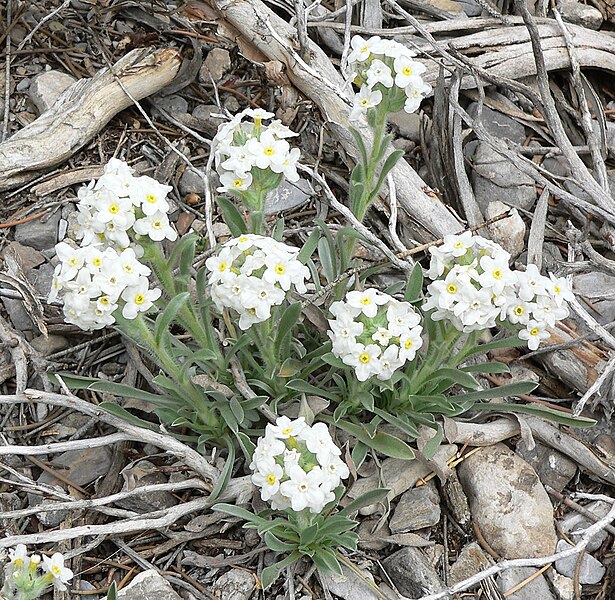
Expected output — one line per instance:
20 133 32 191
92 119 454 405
213 417 388 588
212 108 301 233
2 545 73 599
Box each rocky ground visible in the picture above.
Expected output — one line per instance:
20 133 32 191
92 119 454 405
0 0 614 599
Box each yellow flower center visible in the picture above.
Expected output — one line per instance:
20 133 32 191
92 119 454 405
447 284 457 294
146 194 157 203
530 327 539 336
264 147 275 156
454 241 464 249
134 294 146 305
100 297 109 305
219 262 227 272
404 339 413 350
267 474 276 485
554 286 561 294
14 558 23 568
233 179 244 188
360 297 371 305
153 220 163 229
282 427 293 435
93 257 102 267
360 99 369 107
275 264 286 275
514 306 524 316
359 353 370 364
493 269 502 279
109 204 119 214
52 565 62 576
69 257 78 266
402 66 412 76
239 236 249 242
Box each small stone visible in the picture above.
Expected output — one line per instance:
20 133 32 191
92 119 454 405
154 94 188 115
320 565 380 600
421 0 464 11
554 540 606 584
468 104 527 144
448 542 493 587
2 241 45 270
382 547 446 596
358 518 391 550
14 210 62 251
2 297 36 332
179 169 207 197
389 482 441 534
556 0 602 29
515 440 576 493
29 70 76 114
499 567 556 600
559 500 612 553
548 571 575 600
486 201 525 259
442 470 470 527
200 48 232 82
457 443 557 558
388 111 423 142
211 568 255 600
264 179 312 215
457 0 482 15
30 334 70 356
116 460 178 513
192 104 227 135
102 570 182 600
224 96 240 113
16 78 31 92
470 141 537 214
572 272 615 325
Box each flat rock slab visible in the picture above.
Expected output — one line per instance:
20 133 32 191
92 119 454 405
499 567 556 600
389 482 441 534
554 540 606 584
448 542 493 587
382 547 445 597
212 568 255 600
102 570 181 600
457 443 557 558
321 565 380 600
515 440 577 493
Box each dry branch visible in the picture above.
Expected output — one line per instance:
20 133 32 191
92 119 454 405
0 47 182 191
203 0 463 242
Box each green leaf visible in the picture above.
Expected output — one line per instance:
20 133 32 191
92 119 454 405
299 524 320 548
261 553 302 589
311 548 343 576
99 402 160 432
459 362 510 374
287 379 339 402
429 368 480 390
275 302 302 356
339 488 390 517
371 407 420 440
333 419 415 459
155 292 190 346
211 503 263 524
297 229 321 264
272 217 285 241
457 380 538 402
317 515 358 538
421 423 444 459
350 127 369 167
321 352 346 369
167 233 198 272
265 531 298 553
107 581 117 600
209 439 235 501
455 335 525 363
472 402 597 427
217 196 247 236
235 431 256 462
317 237 336 283
351 442 369 471
405 263 424 302
370 149 404 200
229 396 245 424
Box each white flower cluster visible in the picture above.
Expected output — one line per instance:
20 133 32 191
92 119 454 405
3 545 73 596
49 159 170 330
206 234 310 330
212 108 300 194
328 289 423 381
347 35 432 121
423 232 574 350
250 416 349 513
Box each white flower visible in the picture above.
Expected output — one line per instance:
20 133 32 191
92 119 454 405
346 288 388 318
268 416 306 439
440 231 475 258
42 552 73 591
280 465 326 512
245 131 290 170
121 276 162 320
251 433 286 467
270 147 301 182
347 35 382 64
547 273 575 306
129 176 172 215
366 59 394 89
507 300 532 325
387 300 421 336
349 86 383 121
343 342 381 382
252 459 284 501
133 212 177 242
377 344 404 380
478 254 515 295
519 319 551 350
404 78 432 113
303 422 340 461
321 454 350 488
516 264 548 301
95 191 135 229
241 279 285 320
9 544 30 569
55 242 84 281
398 326 423 362
221 146 256 176
262 250 310 292
393 56 426 88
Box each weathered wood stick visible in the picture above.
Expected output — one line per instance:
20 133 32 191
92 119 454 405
0 47 182 192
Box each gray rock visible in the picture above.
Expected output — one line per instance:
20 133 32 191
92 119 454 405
29 70 76 114
559 500 612 553
2 297 35 332
154 94 188 116
358 518 391 550
102 570 182 600
389 483 441 534
471 142 536 214
14 209 62 250
212 569 255 600
388 111 423 142
499 567 556 600
548 571 575 600
556 0 602 29
348 445 458 515
542 156 570 178
554 540 606 584
382 547 445 596
2 241 45 271
224 96 240 114
457 443 557 558
467 104 527 145
200 48 232 82
116 460 178 513
30 334 70 356
321 565 379 600
448 542 493 587
457 0 482 16
265 179 312 215
16 78 31 92
485 201 525 259
572 272 615 325
515 440 576 492
29 263 55 297
192 104 227 135
442 470 470 527
179 168 207 197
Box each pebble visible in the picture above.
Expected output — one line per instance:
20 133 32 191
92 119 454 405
554 539 606 584
154 94 188 116
467 104 527 145
556 0 603 29
200 48 232 82
179 168 207 197
191 104 227 135
442 470 470 527
320 565 380 600
448 542 493 587
116 460 178 513
389 482 441 534
470 142 537 214
559 499 612 553
264 179 312 215
457 443 557 558
14 210 62 251
388 111 423 142
572 272 615 325
29 70 76 114
548 571 575 600
30 334 70 356
515 440 577 493
102 570 182 600
211 568 255 600
382 547 446 596
499 567 556 600
486 201 525 259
